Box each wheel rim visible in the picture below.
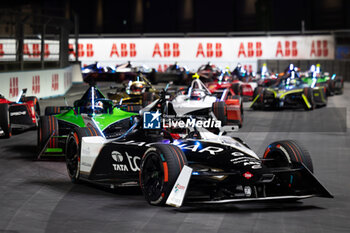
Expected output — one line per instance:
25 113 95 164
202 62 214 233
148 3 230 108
142 152 164 201
66 136 79 179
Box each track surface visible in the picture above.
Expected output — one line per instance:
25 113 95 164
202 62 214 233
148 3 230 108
0 83 349 233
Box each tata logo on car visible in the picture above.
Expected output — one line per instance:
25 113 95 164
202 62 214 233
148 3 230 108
143 110 161 129
111 151 123 162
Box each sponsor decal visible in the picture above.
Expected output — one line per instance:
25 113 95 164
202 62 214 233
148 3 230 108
113 164 129 171
242 86 252 93
10 111 26 116
111 150 140 172
163 118 221 129
111 151 123 162
174 183 185 193
177 143 224 155
112 140 225 155
82 162 91 167
143 110 161 129
231 152 244 157
243 171 253 179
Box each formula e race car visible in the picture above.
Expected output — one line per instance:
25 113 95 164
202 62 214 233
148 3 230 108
196 62 223 82
250 67 327 110
164 76 243 128
0 89 40 138
205 66 257 101
37 85 137 159
107 74 159 107
83 61 156 84
255 63 278 87
64 112 333 207
301 64 344 96
151 62 191 84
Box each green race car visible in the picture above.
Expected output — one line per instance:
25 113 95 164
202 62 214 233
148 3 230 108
37 85 138 159
301 65 344 96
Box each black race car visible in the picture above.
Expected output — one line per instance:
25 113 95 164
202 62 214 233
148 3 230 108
64 91 333 207
0 89 40 138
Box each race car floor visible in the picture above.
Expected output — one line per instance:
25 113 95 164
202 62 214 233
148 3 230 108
0 82 349 233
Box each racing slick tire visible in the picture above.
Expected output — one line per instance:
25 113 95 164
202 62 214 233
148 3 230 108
262 140 313 173
0 103 12 138
231 83 241 96
37 116 59 157
303 87 315 111
326 79 335 96
142 92 155 107
140 144 188 206
334 76 344 95
125 104 142 113
45 106 62 116
65 127 102 183
212 101 227 126
251 87 264 110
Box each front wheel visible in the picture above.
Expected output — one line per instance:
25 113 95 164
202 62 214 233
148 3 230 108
0 103 12 138
65 127 102 183
140 144 188 206
262 140 313 172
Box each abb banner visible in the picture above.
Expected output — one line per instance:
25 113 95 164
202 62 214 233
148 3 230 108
0 35 335 72
68 35 334 72
0 66 73 101
0 39 59 61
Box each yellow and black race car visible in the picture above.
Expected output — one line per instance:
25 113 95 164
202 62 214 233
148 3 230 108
107 74 159 108
250 68 327 111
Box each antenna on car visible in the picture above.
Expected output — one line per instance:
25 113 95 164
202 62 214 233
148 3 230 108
64 97 69 106
16 88 26 103
165 81 173 92
91 86 95 114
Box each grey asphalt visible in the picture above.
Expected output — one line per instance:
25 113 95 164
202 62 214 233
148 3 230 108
0 83 349 233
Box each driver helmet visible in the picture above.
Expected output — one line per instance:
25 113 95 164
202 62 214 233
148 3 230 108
126 81 145 95
93 100 104 114
190 89 206 100
95 100 103 109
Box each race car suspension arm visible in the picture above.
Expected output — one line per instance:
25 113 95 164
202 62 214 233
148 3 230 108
37 130 56 160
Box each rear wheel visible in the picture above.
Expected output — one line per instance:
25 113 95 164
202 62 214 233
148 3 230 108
326 79 335 96
45 106 61 116
212 101 227 126
37 116 59 155
231 83 241 96
142 92 155 107
140 144 187 206
65 127 102 183
262 140 313 173
125 104 142 113
334 76 344 94
252 87 264 110
0 103 12 138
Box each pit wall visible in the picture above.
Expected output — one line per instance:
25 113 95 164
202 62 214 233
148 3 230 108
0 65 76 101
